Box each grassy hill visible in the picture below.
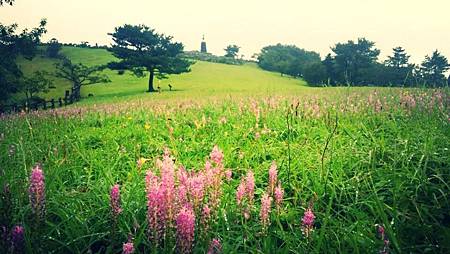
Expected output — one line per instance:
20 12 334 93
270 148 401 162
18 47 308 104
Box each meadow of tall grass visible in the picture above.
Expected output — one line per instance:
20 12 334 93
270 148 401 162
0 89 449 253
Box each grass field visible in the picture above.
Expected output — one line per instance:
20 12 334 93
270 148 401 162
2 48 450 253
18 47 310 104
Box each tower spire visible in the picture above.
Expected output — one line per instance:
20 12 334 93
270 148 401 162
200 34 207 53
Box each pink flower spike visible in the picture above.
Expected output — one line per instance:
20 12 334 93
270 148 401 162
29 164 45 220
210 145 224 165
260 193 272 229
176 205 196 254
236 180 246 206
245 171 255 203
110 184 122 218
225 169 232 181
207 238 222 254
122 241 135 254
268 161 278 195
302 208 315 227
274 183 284 208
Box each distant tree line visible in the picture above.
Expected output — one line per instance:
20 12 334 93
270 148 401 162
258 38 450 87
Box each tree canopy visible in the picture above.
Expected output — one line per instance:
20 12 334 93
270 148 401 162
46 38 62 58
257 44 320 77
331 38 380 85
54 57 110 100
107 24 192 92
420 50 449 87
224 45 240 58
0 19 47 103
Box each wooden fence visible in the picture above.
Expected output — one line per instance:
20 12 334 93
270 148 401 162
0 90 76 114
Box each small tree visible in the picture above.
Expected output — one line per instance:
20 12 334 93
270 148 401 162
46 38 62 58
420 50 450 87
224 45 240 58
19 71 54 102
108 24 192 92
55 58 109 100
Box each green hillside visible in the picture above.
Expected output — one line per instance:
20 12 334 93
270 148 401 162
18 47 308 104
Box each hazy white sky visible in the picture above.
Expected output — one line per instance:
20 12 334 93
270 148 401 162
1 0 449 63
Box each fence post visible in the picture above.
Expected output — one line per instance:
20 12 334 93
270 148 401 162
43 101 47 110
59 98 63 107
51 99 55 109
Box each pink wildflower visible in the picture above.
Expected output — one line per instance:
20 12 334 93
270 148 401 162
122 241 135 254
176 205 196 254
207 238 222 254
224 169 232 181
245 171 255 203
110 184 122 219
236 180 246 206
268 161 278 195
260 193 272 230
29 164 45 220
11 225 24 252
301 208 315 237
210 145 224 165
188 173 205 205
274 183 284 209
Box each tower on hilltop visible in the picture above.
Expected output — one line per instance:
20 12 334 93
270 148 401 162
200 35 207 53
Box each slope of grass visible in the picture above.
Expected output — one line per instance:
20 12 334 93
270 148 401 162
17 47 308 104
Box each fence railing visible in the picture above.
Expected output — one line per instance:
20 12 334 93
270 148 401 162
0 90 76 114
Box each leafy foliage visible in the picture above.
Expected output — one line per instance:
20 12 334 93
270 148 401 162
257 44 321 77
224 44 240 58
182 51 243 65
0 19 47 103
18 71 54 102
107 24 193 92
46 38 62 58
420 50 449 87
54 57 110 100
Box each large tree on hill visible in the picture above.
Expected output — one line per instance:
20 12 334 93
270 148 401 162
420 50 449 87
55 57 110 100
107 24 192 92
224 44 240 58
331 38 380 85
257 44 320 77
0 19 47 104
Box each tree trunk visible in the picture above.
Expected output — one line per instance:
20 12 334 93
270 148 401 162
148 69 156 92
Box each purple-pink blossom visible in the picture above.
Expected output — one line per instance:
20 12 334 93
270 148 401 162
110 184 122 219
268 161 278 195
274 183 284 208
301 208 315 237
29 164 45 220
224 169 232 181
122 241 135 254
236 180 246 206
245 170 255 203
260 193 272 229
176 205 196 254
210 145 224 165
207 238 222 254
11 225 24 252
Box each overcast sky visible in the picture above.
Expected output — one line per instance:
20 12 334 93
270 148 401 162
1 0 449 63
